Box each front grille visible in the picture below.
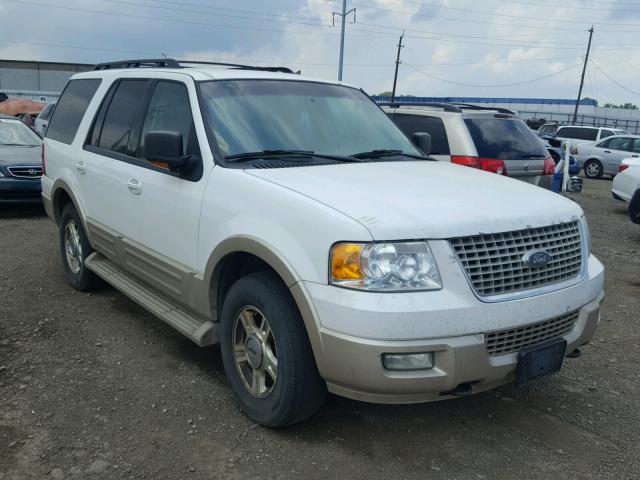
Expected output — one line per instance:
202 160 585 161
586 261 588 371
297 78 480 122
449 222 583 297
7 166 43 178
485 311 579 356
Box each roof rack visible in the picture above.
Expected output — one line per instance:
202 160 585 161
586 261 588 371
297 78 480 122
377 101 462 112
93 58 295 74
449 103 516 115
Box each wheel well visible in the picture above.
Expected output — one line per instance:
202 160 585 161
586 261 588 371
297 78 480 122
213 252 282 320
53 188 73 224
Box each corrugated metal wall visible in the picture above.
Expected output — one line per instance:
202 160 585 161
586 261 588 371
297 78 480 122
0 60 93 102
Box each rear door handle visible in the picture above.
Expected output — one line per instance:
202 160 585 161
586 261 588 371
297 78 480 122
127 178 143 195
632 155 639 158
603 150 611 153
75 160 87 174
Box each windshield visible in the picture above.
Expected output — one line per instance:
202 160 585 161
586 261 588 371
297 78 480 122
198 80 421 159
464 117 548 160
0 119 41 146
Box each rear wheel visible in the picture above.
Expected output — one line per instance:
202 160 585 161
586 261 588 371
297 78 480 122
59 203 103 290
584 159 603 178
220 271 326 427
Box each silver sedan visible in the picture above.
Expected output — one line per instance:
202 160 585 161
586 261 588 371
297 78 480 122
575 135 640 178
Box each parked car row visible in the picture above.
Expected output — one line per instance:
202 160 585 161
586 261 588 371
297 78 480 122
383 102 555 188
0 114 43 203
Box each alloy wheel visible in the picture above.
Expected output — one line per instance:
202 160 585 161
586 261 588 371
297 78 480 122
232 306 278 398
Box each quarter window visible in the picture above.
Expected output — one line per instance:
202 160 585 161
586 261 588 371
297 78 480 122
600 129 615 139
46 79 101 144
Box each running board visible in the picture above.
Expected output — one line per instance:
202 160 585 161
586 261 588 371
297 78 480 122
85 252 218 346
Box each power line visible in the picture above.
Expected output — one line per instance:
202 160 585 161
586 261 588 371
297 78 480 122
376 0 640 27
99 0 329 27
590 60 640 96
353 2 640 33
492 0 640 9
402 61 581 88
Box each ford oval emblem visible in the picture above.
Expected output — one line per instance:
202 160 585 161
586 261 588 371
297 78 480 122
522 250 553 268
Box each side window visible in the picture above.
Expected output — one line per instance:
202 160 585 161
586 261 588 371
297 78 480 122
557 127 576 139
94 79 148 156
46 79 101 144
600 129 615 139
392 114 450 155
139 81 200 160
607 137 633 152
632 139 640 154
584 129 598 141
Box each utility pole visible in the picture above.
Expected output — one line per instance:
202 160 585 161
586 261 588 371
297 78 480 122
573 26 594 125
333 0 356 81
391 31 405 103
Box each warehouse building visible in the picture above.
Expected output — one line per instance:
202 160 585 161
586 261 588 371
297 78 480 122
0 59 93 103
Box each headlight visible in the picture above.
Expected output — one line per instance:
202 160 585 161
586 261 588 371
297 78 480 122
330 241 442 292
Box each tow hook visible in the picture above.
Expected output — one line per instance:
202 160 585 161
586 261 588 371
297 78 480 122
567 348 581 359
441 382 474 397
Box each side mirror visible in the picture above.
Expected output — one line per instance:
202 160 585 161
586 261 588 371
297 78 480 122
143 131 190 170
412 132 431 156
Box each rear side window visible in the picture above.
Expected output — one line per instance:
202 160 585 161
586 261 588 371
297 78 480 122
93 80 148 156
46 79 101 144
557 127 598 141
606 137 634 152
392 114 450 155
464 117 548 160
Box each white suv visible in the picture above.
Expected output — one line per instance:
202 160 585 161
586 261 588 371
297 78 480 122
384 103 556 188
41 59 605 426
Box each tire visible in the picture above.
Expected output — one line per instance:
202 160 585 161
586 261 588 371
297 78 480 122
220 271 326 427
584 159 603 179
59 203 104 290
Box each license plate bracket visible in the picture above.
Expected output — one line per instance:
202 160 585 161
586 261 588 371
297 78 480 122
516 339 567 386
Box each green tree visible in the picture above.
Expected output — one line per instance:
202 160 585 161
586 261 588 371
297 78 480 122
603 102 638 110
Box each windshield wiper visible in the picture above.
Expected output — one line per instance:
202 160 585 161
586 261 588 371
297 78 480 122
351 149 427 160
224 150 363 163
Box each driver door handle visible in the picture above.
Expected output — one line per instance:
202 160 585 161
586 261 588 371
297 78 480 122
75 160 87 174
127 178 143 195
603 150 611 153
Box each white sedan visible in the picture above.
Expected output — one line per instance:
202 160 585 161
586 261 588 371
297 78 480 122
612 158 640 224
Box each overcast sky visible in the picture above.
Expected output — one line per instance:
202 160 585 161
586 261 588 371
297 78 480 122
0 0 639 104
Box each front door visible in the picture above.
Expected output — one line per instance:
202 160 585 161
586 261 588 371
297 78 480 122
117 79 211 299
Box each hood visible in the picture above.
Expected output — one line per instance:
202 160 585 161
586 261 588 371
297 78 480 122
246 161 583 240
0 145 42 167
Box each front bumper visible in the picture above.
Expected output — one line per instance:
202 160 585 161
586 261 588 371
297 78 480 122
0 177 42 203
298 249 605 404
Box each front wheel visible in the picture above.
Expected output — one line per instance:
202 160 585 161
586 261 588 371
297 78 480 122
584 159 603 179
58 203 104 290
220 271 326 427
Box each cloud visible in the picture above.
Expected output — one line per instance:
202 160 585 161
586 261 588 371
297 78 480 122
0 0 638 104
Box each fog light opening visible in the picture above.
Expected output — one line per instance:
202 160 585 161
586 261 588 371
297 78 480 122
382 352 434 371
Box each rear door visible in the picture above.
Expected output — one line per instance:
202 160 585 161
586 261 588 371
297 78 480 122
390 113 451 161
463 114 548 185
599 136 638 173
82 78 150 234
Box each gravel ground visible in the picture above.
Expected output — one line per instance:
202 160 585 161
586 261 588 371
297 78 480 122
1 178 639 480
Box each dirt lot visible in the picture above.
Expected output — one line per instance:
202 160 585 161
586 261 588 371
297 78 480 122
1 178 639 480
